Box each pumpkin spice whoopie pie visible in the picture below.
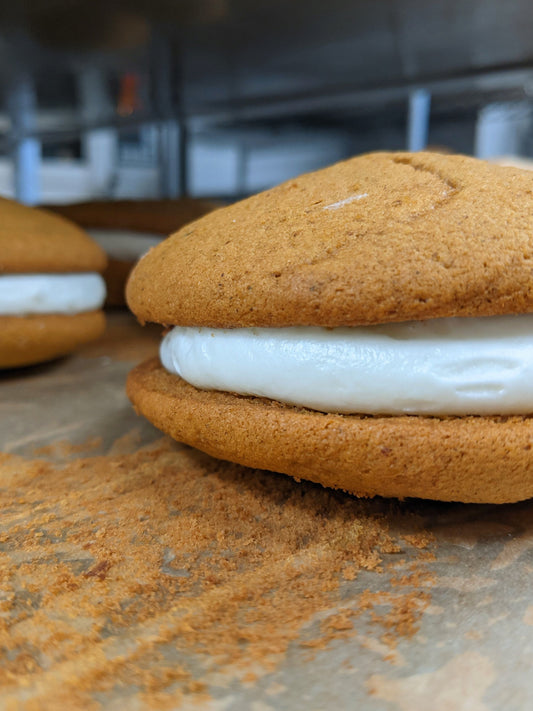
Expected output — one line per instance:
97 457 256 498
126 151 533 503
0 199 107 368
48 199 219 306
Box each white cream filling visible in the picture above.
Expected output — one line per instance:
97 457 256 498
87 229 163 261
160 315 533 416
0 273 106 316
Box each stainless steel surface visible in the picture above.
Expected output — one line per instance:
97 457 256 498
1 313 533 709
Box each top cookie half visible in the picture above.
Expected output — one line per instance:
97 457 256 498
127 151 533 328
0 198 106 274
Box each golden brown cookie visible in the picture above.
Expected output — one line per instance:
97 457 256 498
0 198 107 368
127 151 533 328
0 312 105 368
47 198 220 306
1 199 106 274
126 152 533 502
127 359 533 504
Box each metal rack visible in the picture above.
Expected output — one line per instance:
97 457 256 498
2 0 533 203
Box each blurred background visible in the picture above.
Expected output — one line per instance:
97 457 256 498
0 0 532 205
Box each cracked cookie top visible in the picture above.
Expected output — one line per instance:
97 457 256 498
126 151 533 328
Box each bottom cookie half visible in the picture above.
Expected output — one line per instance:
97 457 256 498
0 311 106 368
127 358 533 503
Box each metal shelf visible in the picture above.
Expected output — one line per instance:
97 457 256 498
1 0 533 201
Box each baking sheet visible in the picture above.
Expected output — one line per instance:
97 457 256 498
1 312 533 710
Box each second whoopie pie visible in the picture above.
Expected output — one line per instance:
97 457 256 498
0 199 107 368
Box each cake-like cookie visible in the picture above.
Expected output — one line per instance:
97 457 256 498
0 198 107 368
126 152 533 503
48 199 219 306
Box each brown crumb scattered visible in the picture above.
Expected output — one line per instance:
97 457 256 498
359 589 431 648
402 532 435 549
342 564 358 581
242 671 258 684
0 438 434 708
83 560 112 581
31 436 103 458
390 565 436 589
326 610 356 632
300 608 357 651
